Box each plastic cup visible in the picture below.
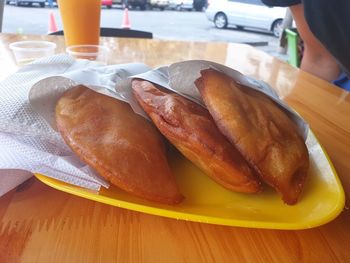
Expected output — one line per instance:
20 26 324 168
9 41 57 66
66 45 109 64
57 0 101 46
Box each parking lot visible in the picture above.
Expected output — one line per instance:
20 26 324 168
2 3 284 58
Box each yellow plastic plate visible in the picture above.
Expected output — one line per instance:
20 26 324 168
34 130 345 230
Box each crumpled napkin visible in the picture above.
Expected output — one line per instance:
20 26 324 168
0 54 150 196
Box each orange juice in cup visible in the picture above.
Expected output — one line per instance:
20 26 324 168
57 0 101 46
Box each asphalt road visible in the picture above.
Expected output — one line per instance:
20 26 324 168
2 4 283 57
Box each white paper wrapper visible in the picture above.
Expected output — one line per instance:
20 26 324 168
0 56 308 197
0 54 150 195
131 60 309 140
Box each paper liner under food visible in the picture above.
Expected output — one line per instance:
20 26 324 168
130 60 309 140
0 54 150 193
29 59 309 191
27 59 151 189
1 55 309 196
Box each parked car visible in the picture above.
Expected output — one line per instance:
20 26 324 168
102 0 145 9
205 0 286 37
6 0 46 7
128 0 148 10
149 0 169 10
108 0 125 7
168 0 193 10
101 0 113 8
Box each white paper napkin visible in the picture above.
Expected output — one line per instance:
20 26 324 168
0 54 150 196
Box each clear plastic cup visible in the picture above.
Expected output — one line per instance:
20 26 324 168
9 41 57 66
66 45 109 64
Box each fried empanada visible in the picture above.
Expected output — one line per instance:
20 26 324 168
195 69 309 205
56 85 183 205
132 79 261 194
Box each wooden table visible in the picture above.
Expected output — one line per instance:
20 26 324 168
0 33 349 262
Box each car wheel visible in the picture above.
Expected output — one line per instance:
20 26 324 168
214 12 227 29
40 2 45 7
272 19 283 38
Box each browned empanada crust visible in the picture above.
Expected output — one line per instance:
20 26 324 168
132 79 262 194
56 85 183 204
195 69 309 205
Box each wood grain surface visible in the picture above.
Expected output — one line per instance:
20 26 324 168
0 33 349 263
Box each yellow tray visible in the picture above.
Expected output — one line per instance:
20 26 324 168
34 131 345 230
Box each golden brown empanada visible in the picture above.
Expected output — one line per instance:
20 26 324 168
195 69 309 205
132 79 261 194
56 85 183 205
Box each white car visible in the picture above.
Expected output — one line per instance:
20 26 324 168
205 0 286 37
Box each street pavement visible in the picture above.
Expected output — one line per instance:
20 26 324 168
2 4 287 60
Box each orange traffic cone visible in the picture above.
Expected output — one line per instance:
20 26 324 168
48 11 58 34
121 8 131 29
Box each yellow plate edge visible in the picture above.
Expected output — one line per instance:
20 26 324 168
34 129 345 231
